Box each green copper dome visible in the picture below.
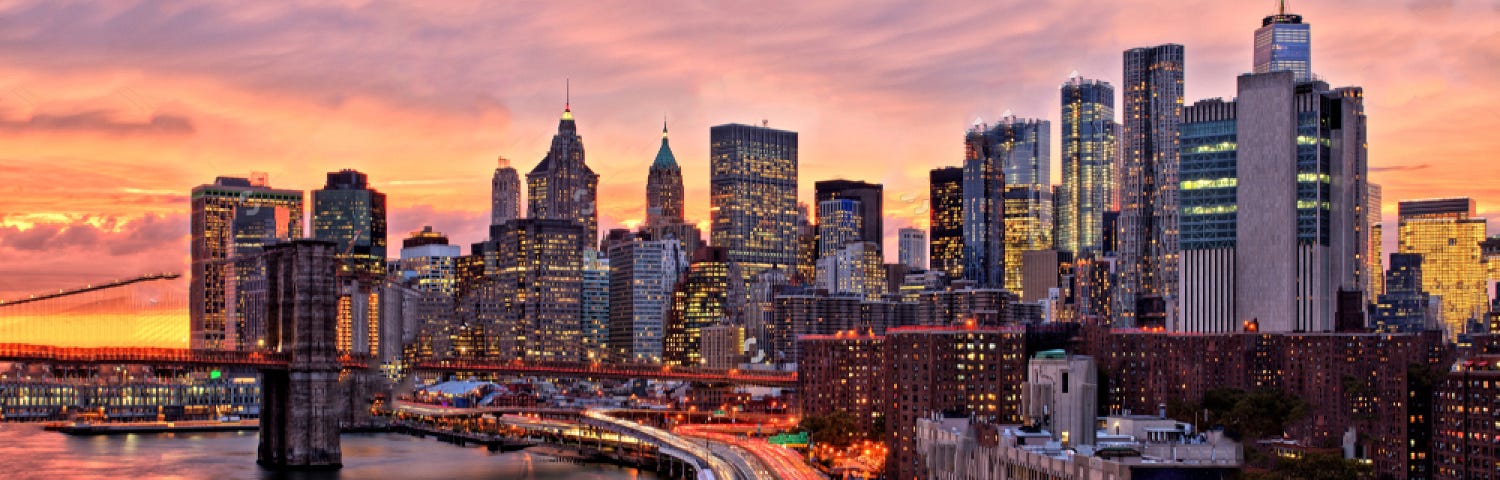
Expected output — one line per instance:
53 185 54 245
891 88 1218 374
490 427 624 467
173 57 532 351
651 121 678 170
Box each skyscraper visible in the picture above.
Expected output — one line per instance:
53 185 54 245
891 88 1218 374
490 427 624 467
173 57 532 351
606 232 686 363
491 157 521 227
1116 43 1185 327
1254 0 1312 82
190 175 303 351
963 124 1006 289
710 123 799 280
929 166 965 281
646 121 685 226
528 101 599 245
1398 198 1487 338
816 198 862 258
965 115 1053 291
1177 98 1238 333
398 226 461 297
898 227 928 270
1058 76 1118 255
666 246 735 366
581 250 610 361
475 219 586 361
1371 253 1431 333
312 169 387 276
814 180 884 252
1367 183 1384 300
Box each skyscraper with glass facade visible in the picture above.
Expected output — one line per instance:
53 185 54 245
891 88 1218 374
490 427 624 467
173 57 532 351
527 102 599 245
1177 98 1238 332
312 169 387 276
667 246 734 366
710 123 799 281
929 166 965 281
398 226 461 297
1058 76 1117 256
582 249 610 361
1116 44 1184 327
1398 198 1487 339
1371 253 1431 333
983 116 1053 291
606 232 686 363
816 198 862 258
1254 1 1312 82
190 175 303 351
963 124 1006 289
492 157 521 227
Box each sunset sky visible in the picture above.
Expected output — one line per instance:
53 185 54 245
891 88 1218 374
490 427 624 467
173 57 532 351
0 0 1497 299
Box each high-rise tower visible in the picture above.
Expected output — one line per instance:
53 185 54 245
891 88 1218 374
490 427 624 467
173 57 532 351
527 98 600 245
492 157 521 227
1058 76 1118 255
190 175 304 351
1116 44 1185 328
1398 198 1487 339
929 166 965 281
1254 0 1312 82
646 121 685 226
709 123 799 280
312 169 387 276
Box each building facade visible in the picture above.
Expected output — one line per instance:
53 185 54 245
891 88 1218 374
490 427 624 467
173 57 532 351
929 167 966 282
1057 76 1117 256
709 123 799 280
527 103 600 245
582 249 610 361
1253 1 1312 82
814 179 884 252
797 333 885 432
816 198 863 258
646 122 685 226
190 175 304 351
1398 198 1488 339
1372 253 1432 333
312 169 387 276
476 219 587 362
962 125 1007 289
605 233 686 363
899 227 928 270
1116 44 1185 328
492 157 521 227
1177 98 1238 333
666 246 735 366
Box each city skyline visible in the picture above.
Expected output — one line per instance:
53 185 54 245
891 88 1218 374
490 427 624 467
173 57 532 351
1 1 1498 298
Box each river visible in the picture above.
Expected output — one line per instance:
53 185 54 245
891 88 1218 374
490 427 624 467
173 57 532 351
0 423 660 480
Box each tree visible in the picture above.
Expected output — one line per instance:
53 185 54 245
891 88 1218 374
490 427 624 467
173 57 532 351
799 411 867 448
1191 387 1308 441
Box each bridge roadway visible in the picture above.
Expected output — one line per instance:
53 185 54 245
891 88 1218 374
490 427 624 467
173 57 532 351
415 359 796 387
0 343 369 369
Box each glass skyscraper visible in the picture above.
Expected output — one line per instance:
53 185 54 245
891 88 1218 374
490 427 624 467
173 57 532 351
1398 198 1488 339
1177 98 1238 332
929 166 965 281
963 124 1006 289
1057 76 1117 256
1116 44 1184 327
709 123 799 280
1254 1 1312 82
814 179 884 253
312 169 387 276
816 198 862 258
190 175 303 351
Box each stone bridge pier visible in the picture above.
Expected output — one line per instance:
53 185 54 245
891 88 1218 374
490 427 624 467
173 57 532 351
257 240 343 470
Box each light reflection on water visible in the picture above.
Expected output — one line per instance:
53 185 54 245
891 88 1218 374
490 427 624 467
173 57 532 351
0 423 657 480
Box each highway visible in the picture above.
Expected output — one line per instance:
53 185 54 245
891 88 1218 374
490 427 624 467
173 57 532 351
583 409 739 480
677 424 826 480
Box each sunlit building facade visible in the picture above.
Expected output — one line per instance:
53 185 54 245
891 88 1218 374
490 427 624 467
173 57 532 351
710 123 799 284
312 169 387 276
929 166 965 282
491 157 521 227
190 175 303 351
1058 76 1117 256
1368 183 1384 300
1116 43 1184 328
1398 198 1487 339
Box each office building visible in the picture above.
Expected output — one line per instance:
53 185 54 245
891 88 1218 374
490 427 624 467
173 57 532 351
1398 198 1488 338
312 169 387 276
700 324 746 369
1116 44 1184 327
582 250 610 361
1368 183 1383 300
1177 98 1238 332
646 121 685 226
1057 76 1118 255
898 227 928 270
962 124 1006 289
606 232 687 363
709 123 799 281
492 157 521 226
814 179 884 252
527 101 600 245
190 175 304 351
969 115 1051 291
1371 253 1432 333
815 241 886 301
397 226 461 297
666 247 735 366
1254 0 1312 82
929 166 965 281
475 219 586 362
816 198 862 257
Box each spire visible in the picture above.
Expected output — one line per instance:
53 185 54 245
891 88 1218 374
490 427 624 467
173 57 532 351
1278 0 1287 15
652 118 678 170
662 115 668 139
561 79 573 121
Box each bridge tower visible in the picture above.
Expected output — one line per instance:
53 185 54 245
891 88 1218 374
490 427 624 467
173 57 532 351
257 240 344 470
